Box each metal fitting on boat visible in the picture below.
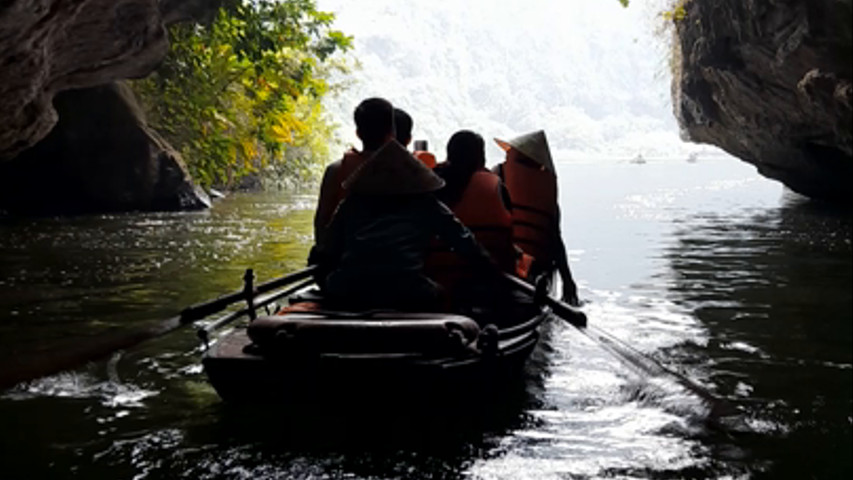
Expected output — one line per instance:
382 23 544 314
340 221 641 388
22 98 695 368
534 274 550 306
197 328 210 350
477 324 499 357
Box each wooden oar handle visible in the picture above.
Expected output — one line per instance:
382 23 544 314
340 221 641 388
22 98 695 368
544 296 587 328
502 273 587 328
180 265 318 322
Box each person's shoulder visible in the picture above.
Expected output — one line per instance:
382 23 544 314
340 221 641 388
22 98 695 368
320 161 339 183
475 167 500 179
323 150 353 175
343 146 363 159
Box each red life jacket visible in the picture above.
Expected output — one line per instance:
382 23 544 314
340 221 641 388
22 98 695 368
501 157 558 264
426 169 514 292
413 150 437 169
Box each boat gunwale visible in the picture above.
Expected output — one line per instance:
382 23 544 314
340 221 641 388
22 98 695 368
203 307 551 363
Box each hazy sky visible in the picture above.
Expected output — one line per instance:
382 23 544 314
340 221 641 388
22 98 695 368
317 0 712 162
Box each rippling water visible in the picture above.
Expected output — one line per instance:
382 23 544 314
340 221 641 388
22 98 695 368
0 157 850 479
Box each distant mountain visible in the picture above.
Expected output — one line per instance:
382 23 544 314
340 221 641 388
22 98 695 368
318 0 706 163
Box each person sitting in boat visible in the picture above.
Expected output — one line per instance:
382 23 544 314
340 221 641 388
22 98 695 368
394 107 436 169
394 107 414 147
311 140 501 311
412 139 437 169
314 97 395 246
492 130 580 306
427 130 516 301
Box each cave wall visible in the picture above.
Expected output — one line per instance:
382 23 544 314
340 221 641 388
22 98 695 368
0 1 222 215
672 0 852 204
0 82 210 215
0 0 221 160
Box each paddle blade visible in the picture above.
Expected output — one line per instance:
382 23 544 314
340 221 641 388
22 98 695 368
0 316 182 391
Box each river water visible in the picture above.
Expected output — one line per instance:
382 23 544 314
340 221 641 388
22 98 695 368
0 157 850 480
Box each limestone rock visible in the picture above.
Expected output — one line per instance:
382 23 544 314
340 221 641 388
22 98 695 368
0 82 210 215
672 0 852 204
0 0 221 160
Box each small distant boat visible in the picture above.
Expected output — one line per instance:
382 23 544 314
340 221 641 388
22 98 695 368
686 152 699 163
630 154 646 164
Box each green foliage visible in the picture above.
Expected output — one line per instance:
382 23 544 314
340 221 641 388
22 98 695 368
661 0 688 23
618 0 688 22
132 0 352 189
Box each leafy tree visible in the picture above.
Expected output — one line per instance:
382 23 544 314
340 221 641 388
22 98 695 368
133 0 352 189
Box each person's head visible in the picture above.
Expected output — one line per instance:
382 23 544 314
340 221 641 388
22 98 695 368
393 108 413 147
354 98 394 151
505 146 536 167
435 130 485 206
446 130 486 171
494 130 555 172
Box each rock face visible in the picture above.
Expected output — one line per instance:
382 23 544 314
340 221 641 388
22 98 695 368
0 0 221 215
0 82 210 215
672 0 852 204
0 0 221 160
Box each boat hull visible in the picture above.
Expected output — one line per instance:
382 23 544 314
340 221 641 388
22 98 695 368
202 311 551 405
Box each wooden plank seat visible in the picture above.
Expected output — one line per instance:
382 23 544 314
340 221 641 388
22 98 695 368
246 312 481 355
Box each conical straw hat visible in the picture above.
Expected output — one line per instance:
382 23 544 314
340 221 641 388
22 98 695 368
343 140 445 195
494 130 555 173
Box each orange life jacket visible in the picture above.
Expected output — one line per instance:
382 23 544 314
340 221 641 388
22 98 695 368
426 170 514 292
501 157 558 264
276 301 323 315
516 252 534 279
413 150 437 169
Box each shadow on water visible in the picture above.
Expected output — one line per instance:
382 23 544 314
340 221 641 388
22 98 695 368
5 380 544 480
0 324 555 480
81 406 526 480
0 190 564 480
659 193 852 479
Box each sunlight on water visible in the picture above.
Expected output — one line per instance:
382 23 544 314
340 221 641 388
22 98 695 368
0 161 849 479
3 371 158 408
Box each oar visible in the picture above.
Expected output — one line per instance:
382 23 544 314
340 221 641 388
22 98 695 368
0 265 317 391
503 274 734 418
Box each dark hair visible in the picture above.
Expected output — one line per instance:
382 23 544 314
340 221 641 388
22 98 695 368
393 108 413 146
435 130 485 206
354 98 394 150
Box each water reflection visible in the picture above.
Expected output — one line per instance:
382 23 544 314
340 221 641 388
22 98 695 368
1 171 850 479
663 193 853 479
0 191 539 479
0 193 315 369
4 373 539 479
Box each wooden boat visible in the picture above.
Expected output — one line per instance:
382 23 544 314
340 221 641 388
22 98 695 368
201 277 555 404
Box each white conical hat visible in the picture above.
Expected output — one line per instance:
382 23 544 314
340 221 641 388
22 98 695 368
343 140 445 195
494 130 555 172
